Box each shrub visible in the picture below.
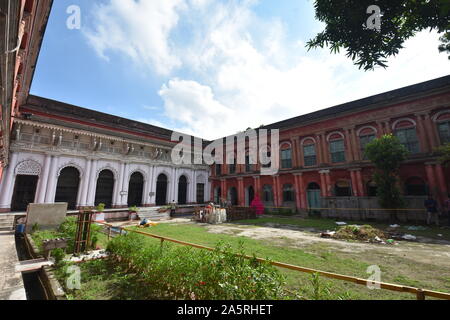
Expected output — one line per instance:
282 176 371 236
106 233 287 300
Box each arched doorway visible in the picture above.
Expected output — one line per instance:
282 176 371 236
95 170 114 208
307 182 321 209
245 186 255 206
128 172 144 207
335 180 352 197
178 175 188 205
156 173 168 206
229 187 238 206
11 175 39 212
55 167 80 210
214 187 221 204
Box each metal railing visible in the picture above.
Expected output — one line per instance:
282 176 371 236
94 220 450 300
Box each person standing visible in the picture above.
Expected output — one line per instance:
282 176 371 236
424 195 439 226
444 196 450 227
170 200 177 218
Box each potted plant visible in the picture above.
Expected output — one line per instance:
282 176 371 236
94 203 106 222
128 205 139 220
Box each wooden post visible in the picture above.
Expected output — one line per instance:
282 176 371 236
416 289 425 300
108 227 112 240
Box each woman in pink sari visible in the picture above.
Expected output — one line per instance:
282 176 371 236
250 195 265 216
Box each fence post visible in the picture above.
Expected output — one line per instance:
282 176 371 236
416 289 425 300
108 226 112 240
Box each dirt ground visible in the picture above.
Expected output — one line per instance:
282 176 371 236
203 222 450 268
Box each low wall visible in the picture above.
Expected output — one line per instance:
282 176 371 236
319 196 427 222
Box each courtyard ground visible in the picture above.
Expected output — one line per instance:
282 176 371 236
116 215 450 300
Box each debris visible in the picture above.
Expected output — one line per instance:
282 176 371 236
320 231 336 238
389 224 400 228
333 225 387 243
437 234 443 237
335 222 347 226
386 239 395 244
402 234 417 241
406 226 427 231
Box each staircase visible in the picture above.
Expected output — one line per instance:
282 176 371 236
0 215 15 231
137 207 170 221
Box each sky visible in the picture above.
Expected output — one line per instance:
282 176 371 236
30 0 450 140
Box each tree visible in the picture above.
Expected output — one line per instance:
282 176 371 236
307 0 450 70
365 134 409 219
436 142 450 166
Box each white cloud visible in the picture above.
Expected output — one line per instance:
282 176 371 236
84 0 450 140
84 0 185 76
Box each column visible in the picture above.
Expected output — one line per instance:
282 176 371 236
272 176 279 207
320 133 329 164
350 170 358 197
120 163 129 206
315 134 323 164
237 177 245 206
355 169 365 197
79 158 92 207
425 163 437 197
36 154 51 203
0 152 18 211
220 178 226 200
415 113 429 153
423 113 439 150
291 137 300 168
294 173 306 210
86 159 98 206
319 171 327 197
344 128 354 162
148 166 156 205
376 121 385 137
435 164 448 202
171 167 177 203
191 170 197 203
350 127 359 161
253 176 261 198
44 156 59 203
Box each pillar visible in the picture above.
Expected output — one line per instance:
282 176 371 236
294 173 306 210
319 171 327 197
355 169 365 196
415 113 429 153
79 158 92 207
253 176 261 198
350 170 358 197
237 178 245 206
44 156 59 203
435 164 448 202
86 159 98 206
425 163 438 197
350 127 359 161
291 137 300 168
113 162 125 207
36 154 51 203
0 152 18 211
344 128 354 162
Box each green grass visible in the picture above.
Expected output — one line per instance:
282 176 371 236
125 222 449 299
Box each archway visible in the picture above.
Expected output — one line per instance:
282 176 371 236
245 186 255 206
156 173 168 206
178 175 188 205
95 170 114 208
229 187 238 206
307 182 321 209
128 172 144 207
11 175 39 212
55 167 80 210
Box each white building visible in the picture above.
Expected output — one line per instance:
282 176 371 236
0 95 210 212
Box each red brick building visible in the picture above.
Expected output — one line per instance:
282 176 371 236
210 76 450 215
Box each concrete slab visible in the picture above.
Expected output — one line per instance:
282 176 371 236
0 231 26 300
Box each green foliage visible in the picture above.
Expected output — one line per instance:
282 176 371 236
106 233 287 300
436 142 450 166
128 205 139 212
307 0 450 70
52 248 66 267
31 223 40 233
96 203 105 212
365 134 408 209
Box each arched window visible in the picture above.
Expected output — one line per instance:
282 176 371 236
405 177 427 196
263 185 274 202
55 167 80 210
328 133 346 163
229 187 238 206
215 164 222 176
367 181 377 197
335 180 352 197
178 175 188 205
283 184 294 202
435 112 450 145
358 127 377 160
128 172 144 207
302 138 317 167
393 119 420 154
155 173 168 206
280 143 292 169
95 170 114 208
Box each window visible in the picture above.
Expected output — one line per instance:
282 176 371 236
335 180 351 197
229 163 236 174
245 154 252 172
263 185 274 202
395 127 419 154
303 144 317 166
329 139 346 163
438 121 450 145
367 181 377 197
216 164 222 176
405 177 427 196
196 183 205 203
359 134 375 160
283 184 294 202
281 148 292 169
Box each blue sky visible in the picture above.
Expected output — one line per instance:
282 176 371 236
31 0 450 140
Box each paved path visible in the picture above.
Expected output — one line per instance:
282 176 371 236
0 231 26 300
